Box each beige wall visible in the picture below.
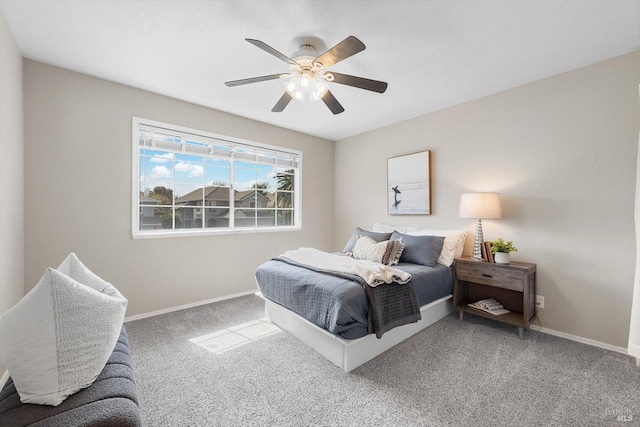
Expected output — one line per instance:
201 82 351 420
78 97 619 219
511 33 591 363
17 47 640 347
0 10 24 374
334 51 640 348
24 60 334 317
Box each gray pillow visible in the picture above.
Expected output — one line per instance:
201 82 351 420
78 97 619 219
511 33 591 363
343 227 392 253
390 231 445 267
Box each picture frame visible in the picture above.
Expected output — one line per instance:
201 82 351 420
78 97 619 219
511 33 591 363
387 150 431 215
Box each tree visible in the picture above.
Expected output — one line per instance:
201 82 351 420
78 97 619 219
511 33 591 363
276 170 294 208
149 186 173 204
252 182 269 196
150 186 175 229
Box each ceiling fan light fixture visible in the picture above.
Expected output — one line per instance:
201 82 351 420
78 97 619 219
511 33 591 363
316 82 328 98
283 73 328 103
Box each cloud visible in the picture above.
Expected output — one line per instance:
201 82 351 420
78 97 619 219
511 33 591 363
151 165 172 179
149 152 175 163
175 161 204 178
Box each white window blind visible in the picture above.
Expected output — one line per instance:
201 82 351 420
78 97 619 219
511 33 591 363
138 124 300 169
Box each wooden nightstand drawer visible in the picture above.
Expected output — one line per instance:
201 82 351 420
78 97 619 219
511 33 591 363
456 262 524 292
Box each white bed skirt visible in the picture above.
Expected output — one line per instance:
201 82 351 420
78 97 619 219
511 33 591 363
256 292 453 372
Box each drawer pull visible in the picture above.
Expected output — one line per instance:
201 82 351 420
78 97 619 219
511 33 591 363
482 274 493 278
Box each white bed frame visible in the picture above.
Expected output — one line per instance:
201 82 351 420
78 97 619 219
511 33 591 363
256 292 453 372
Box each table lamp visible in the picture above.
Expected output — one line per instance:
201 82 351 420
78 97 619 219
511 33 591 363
458 193 502 260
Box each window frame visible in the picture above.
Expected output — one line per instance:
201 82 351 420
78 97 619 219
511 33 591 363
131 117 302 239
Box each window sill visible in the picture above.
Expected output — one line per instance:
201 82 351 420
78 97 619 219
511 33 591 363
132 226 302 239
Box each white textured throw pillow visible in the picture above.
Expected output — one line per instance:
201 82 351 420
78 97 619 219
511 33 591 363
0 253 127 406
352 236 404 265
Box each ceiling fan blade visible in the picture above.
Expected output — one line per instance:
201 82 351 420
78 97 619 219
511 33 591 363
272 92 293 112
313 36 366 68
245 38 299 65
328 72 388 93
225 74 285 87
321 90 345 115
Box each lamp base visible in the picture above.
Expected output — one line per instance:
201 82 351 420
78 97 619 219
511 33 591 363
472 218 484 260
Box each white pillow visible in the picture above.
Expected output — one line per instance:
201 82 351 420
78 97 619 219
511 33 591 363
372 222 416 234
352 235 404 265
372 223 467 267
0 253 127 406
57 252 121 298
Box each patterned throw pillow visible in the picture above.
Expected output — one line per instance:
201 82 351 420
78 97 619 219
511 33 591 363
352 235 404 266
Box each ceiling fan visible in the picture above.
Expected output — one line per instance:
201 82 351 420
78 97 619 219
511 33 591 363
225 36 388 115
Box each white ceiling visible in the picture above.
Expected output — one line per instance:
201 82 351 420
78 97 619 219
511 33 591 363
1 0 639 141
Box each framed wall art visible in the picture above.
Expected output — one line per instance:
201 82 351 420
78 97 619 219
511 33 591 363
387 150 431 215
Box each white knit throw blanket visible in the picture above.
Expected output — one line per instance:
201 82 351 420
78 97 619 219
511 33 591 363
280 248 412 287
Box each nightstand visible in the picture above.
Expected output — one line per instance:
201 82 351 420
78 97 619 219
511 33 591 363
453 257 537 338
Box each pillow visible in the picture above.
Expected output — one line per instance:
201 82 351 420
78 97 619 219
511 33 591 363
57 252 121 298
390 231 445 267
0 253 127 406
373 223 467 266
352 235 404 265
371 222 402 234
343 227 392 253
408 228 467 258
405 230 465 267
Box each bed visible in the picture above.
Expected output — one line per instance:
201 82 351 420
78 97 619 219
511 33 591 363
255 251 455 372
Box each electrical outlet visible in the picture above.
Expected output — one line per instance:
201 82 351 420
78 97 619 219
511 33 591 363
536 295 545 309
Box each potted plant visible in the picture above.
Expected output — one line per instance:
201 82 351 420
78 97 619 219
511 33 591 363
491 238 517 264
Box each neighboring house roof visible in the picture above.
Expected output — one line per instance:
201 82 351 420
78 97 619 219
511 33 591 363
140 192 162 204
176 186 271 204
175 186 229 204
237 189 270 203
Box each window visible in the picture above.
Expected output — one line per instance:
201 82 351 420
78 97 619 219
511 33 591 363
132 118 301 238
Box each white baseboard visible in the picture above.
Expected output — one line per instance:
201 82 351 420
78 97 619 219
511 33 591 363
124 289 257 322
0 370 9 388
530 324 628 355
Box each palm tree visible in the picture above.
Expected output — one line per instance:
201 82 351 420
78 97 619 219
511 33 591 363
276 170 294 208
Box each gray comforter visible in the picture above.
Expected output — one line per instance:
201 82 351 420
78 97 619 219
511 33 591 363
273 256 420 338
256 259 453 339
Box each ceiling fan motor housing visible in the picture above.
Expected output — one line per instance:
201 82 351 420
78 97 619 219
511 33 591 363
291 44 318 67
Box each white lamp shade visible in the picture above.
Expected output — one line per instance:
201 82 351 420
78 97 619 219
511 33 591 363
458 193 502 219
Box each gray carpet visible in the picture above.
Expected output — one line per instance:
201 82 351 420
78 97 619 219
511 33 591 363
125 295 640 426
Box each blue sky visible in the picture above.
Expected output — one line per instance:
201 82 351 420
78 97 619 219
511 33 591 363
139 149 292 199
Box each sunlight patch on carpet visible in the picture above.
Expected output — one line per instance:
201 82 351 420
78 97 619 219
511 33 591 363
189 318 281 354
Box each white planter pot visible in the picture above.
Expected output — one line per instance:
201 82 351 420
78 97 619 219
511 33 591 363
494 252 510 264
